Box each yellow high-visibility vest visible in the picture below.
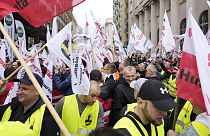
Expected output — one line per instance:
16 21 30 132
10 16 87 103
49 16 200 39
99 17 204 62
1 104 46 136
114 112 164 136
175 101 193 134
61 94 99 136
0 121 35 136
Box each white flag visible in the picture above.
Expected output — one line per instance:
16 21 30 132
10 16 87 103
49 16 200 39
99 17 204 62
52 17 58 38
0 40 6 80
46 23 71 68
71 47 90 95
46 24 51 42
133 24 153 54
162 11 176 52
42 54 53 101
127 24 135 57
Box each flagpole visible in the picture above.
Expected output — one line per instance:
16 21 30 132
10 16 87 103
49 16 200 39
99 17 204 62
5 44 47 81
0 22 71 136
172 97 180 130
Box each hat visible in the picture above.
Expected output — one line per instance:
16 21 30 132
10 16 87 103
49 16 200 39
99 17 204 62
4 66 16 78
130 78 148 92
90 70 102 81
14 73 43 86
139 79 177 111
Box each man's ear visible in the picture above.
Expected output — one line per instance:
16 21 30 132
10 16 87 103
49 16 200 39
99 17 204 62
137 97 145 109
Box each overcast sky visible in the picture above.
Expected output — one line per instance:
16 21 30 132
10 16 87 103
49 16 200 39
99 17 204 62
73 0 113 29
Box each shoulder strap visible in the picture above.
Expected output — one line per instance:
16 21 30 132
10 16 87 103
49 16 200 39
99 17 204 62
124 112 145 136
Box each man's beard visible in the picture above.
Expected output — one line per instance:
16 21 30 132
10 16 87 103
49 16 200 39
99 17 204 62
142 102 162 126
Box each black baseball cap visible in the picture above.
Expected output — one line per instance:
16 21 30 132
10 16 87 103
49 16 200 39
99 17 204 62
139 79 177 111
14 73 43 87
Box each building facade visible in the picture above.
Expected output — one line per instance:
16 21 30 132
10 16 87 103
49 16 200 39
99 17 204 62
126 0 209 46
113 0 129 47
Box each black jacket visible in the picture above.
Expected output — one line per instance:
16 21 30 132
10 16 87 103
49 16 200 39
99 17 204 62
0 97 59 136
100 75 117 100
109 78 135 127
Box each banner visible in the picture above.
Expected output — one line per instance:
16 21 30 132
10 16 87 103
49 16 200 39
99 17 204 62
15 20 26 53
46 23 71 68
4 13 14 62
71 46 90 95
0 0 86 27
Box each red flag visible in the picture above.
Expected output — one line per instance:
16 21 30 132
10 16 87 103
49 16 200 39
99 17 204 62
0 2 19 19
0 0 85 27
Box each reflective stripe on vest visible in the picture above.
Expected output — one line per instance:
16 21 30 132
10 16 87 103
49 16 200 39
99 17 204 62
175 101 193 134
62 94 99 136
78 129 92 135
114 113 165 136
1 104 46 136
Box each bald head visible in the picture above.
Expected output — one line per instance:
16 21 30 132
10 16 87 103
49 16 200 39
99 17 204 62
89 80 101 94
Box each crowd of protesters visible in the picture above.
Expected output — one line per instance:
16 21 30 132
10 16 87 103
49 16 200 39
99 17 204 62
0 51 208 136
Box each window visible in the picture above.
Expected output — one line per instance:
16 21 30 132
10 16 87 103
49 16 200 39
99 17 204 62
180 18 186 50
199 10 208 34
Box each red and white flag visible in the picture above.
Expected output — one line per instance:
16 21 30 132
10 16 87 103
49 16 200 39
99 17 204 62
0 0 85 27
177 12 210 118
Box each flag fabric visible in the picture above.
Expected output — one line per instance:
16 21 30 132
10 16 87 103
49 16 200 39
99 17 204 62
84 13 89 36
132 24 153 54
71 45 90 95
0 40 6 80
46 24 51 42
0 2 19 19
29 46 42 77
42 54 53 101
46 23 71 68
52 17 58 38
177 12 210 114
90 11 108 44
162 11 176 52
127 24 135 57
15 20 26 52
80 46 93 76
4 13 15 62
0 0 86 27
